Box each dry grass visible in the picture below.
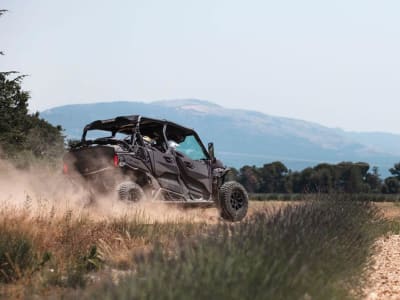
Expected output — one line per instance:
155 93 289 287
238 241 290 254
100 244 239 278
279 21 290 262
70 198 384 300
251 200 400 220
0 199 282 298
0 198 217 298
374 202 400 219
0 197 393 299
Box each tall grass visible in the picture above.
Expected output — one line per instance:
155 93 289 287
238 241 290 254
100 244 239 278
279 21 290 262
72 198 385 300
0 221 36 283
0 197 390 299
0 205 211 297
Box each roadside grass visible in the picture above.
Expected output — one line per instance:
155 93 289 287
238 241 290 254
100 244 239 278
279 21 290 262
0 214 37 283
67 197 386 300
0 203 210 298
0 197 393 299
384 218 400 234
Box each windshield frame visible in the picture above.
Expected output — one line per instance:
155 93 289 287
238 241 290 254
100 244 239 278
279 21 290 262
165 124 210 160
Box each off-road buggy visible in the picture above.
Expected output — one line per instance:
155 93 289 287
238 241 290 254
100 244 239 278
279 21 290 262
63 115 248 221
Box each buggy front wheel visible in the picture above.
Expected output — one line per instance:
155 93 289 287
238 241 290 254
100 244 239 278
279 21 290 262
218 181 248 222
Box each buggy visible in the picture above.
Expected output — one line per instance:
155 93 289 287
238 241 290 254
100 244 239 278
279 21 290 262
63 115 248 221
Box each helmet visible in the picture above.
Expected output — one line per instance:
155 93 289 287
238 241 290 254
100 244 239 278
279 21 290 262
143 136 153 144
168 140 179 149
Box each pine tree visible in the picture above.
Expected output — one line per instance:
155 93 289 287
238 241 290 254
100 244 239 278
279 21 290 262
0 10 65 164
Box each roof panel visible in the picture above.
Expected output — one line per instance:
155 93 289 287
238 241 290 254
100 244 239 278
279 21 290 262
83 115 194 135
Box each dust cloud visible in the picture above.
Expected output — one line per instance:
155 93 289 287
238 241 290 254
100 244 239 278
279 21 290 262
0 159 219 223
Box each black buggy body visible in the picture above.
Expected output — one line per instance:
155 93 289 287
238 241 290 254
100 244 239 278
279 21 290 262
63 115 248 221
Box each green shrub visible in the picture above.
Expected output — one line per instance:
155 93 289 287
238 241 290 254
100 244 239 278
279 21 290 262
65 246 100 289
0 227 36 282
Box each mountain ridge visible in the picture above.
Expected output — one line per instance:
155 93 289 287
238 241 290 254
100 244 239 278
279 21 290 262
41 99 400 176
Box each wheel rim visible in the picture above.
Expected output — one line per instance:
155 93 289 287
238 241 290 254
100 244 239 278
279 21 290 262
230 188 245 210
127 189 141 202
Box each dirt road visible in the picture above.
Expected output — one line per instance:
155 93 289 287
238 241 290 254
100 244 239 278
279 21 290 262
364 203 400 300
364 235 400 300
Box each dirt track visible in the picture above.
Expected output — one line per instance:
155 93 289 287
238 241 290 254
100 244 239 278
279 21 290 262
363 203 400 300
364 235 400 300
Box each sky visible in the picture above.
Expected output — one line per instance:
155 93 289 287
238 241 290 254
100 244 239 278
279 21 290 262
1 0 400 133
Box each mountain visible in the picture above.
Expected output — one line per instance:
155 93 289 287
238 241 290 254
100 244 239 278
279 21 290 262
341 131 400 156
41 99 400 176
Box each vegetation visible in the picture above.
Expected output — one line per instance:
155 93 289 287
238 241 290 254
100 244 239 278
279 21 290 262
249 193 400 202
0 220 37 283
60 197 386 300
0 203 212 298
233 161 400 195
0 198 391 299
0 72 65 167
0 10 64 167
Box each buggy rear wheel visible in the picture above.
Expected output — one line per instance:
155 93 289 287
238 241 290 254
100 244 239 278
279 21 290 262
117 181 145 203
219 181 248 222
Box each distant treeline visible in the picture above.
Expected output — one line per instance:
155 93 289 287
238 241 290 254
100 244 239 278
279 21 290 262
229 161 400 194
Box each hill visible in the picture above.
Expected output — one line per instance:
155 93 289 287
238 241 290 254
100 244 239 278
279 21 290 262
41 99 400 175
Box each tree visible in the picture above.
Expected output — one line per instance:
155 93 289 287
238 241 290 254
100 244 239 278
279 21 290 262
312 168 333 193
1 10 65 164
311 163 335 193
0 10 7 56
389 163 400 180
0 73 29 154
238 165 261 193
287 171 301 193
259 161 288 193
382 162 400 194
334 162 369 193
298 167 316 193
383 177 400 194
365 166 382 193
0 73 65 163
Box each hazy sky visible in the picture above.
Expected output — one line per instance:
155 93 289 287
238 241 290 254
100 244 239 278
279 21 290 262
1 0 400 133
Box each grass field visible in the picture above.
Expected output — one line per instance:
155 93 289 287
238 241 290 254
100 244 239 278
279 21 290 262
0 196 397 299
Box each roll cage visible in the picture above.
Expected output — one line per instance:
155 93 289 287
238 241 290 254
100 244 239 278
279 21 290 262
80 115 210 160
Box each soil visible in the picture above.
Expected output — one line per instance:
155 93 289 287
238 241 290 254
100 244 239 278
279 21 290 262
363 203 400 300
364 235 400 300
375 202 400 219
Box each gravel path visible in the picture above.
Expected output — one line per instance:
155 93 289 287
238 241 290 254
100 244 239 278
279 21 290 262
364 235 400 300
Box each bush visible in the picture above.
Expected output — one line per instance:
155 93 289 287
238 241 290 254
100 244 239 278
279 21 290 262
0 226 36 282
78 198 385 300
